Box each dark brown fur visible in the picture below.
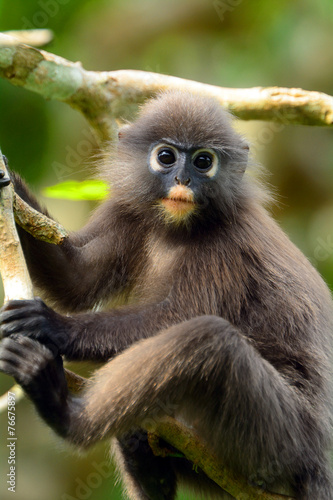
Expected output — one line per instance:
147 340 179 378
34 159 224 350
0 92 332 499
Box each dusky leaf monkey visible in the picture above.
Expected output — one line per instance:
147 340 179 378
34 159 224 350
0 92 332 499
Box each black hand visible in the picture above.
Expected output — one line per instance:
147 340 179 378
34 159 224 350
0 155 10 187
0 334 70 435
0 169 10 187
0 298 70 356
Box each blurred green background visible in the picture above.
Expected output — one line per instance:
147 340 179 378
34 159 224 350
0 1 332 499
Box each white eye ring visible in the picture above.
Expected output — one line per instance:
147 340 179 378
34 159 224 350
192 149 219 178
150 144 179 172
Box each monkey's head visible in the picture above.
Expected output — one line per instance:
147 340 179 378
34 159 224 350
111 91 250 228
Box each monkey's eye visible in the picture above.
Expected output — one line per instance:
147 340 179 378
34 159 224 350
149 144 178 173
192 149 218 177
193 153 213 171
157 148 176 166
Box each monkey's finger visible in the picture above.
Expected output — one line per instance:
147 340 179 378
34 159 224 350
0 335 51 365
0 349 21 368
0 335 37 355
0 308 39 324
8 334 54 359
0 299 46 324
0 337 28 375
0 316 49 337
0 306 46 324
1 299 41 312
0 169 10 187
0 355 34 385
0 359 22 379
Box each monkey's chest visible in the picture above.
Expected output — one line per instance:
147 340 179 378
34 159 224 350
133 237 181 304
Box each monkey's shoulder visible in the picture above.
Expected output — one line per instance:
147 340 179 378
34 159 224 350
174 215 332 332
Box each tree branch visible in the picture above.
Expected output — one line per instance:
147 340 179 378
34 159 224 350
1 30 53 47
0 158 34 302
0 37 332 143
151 417 295 500
13 193 68 245
0 153 84 397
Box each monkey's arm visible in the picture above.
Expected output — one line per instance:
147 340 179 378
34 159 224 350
0 318 329 497
0 296 180 360
4 170 139 312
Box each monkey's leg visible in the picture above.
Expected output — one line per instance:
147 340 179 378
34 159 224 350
0 317 331 499
74 316 332 499
0 336 220 500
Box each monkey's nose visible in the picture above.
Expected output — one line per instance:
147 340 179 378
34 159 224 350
175 176 191 186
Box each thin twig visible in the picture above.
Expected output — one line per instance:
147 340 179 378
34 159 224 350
13 193 68 245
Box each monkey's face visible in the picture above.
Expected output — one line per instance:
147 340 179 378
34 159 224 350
148 141 220 225
111 92 249 228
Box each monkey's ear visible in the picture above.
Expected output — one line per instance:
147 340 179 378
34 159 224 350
118 124 131 140
237 141 250 175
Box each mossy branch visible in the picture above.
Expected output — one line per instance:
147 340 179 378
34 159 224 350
0 153 84 406
0 36 332 143
13 193 68 245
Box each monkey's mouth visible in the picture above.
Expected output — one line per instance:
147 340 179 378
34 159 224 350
160 196 195 220
162 196 195 208
159 185 196 221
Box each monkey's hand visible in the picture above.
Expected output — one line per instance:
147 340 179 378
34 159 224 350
0 298 70 357
0 155 11 187
0 156 42 209
0 334 71 435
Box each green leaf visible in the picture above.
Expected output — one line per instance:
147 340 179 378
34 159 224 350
42 180 109 201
